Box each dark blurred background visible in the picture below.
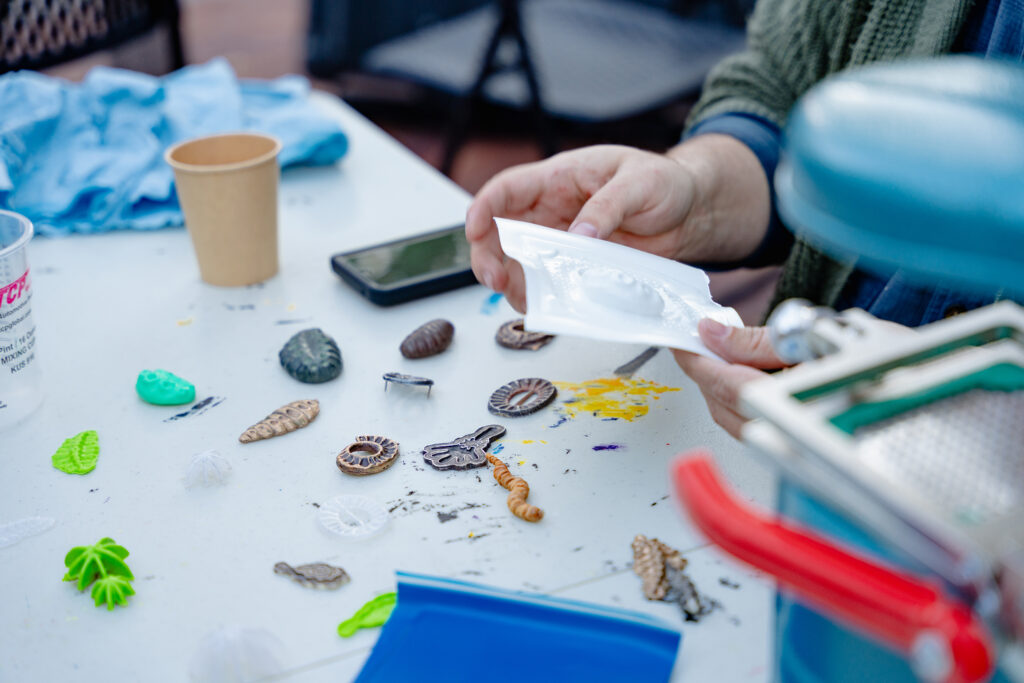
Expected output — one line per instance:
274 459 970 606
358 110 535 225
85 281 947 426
6 0 777 321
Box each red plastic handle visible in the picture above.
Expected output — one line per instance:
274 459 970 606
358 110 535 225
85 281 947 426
673 451 994 683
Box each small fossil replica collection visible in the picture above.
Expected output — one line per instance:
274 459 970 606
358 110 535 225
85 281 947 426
336 435 400 476
488 377 557 417
631 534 711 621
399 319 454 359
382 372 434 396
486 453 543 522
421 424 506 470
239 399 320 443
274 561 350 589
495 319 554 351
279 328 342 383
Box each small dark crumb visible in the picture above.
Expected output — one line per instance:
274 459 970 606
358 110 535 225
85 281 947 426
407 490 415 495
475 475 482 483
565 448 571 454
387 504 402 513
89 488 98 493
729 616 741 626
437 511 458 523
651 501 658 506
311 502 321 508
531 463 538 470
661 495 670 500
462 570 484 576
572 546 583 552
719 577 741 589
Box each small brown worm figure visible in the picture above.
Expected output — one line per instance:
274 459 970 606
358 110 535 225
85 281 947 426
486 453 543 522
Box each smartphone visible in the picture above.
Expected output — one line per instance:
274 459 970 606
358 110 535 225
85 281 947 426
330 224 478 306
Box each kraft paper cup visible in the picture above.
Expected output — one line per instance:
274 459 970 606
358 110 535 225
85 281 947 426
166 132 282 287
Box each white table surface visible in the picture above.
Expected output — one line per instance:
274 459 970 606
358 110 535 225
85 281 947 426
0 92 775 682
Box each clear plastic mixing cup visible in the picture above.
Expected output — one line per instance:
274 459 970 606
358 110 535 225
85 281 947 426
0 210 42 430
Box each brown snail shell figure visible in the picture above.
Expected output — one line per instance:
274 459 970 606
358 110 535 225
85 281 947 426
336 435 400 476
239 399 320 443
495 319 554 351
400 319 454 359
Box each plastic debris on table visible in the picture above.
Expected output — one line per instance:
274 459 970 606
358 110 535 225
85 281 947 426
63 537 135 609
184 450 233 489
338 593 397 637
353 572 680 682
0 516 55 548
136 369 196 406
319 495 389 540
188 624 287 683
51 430 99 475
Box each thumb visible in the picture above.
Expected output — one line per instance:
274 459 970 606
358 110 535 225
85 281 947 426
568 176 639 240
699 319 787 369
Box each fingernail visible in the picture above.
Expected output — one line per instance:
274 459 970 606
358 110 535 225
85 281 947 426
699 319 728 340
568 222 598 238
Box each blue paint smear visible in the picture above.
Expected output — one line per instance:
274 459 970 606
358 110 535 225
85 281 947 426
548 414 569 429
492 443 505 454
592 444 623 451
480 292 504 315
600 417 620 421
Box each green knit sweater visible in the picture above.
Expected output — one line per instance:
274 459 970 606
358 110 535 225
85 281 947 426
686 0 975 310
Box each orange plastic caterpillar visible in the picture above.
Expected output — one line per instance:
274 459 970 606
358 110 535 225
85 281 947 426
486 454 543 522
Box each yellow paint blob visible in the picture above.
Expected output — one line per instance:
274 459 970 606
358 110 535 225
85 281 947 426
517 460 526 466
519 440 547 445
176 317 193 326
553 377 680 422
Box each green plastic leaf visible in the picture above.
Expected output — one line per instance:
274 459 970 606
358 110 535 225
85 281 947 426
63 537 133 591
51 430 99 475
337 592 397 637
90 574 135 610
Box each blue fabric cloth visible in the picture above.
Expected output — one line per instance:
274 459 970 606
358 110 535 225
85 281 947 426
686 112 792 269
0 58 349 236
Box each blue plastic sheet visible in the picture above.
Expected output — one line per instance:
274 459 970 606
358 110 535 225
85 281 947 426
0 58 349 236
356 572 681 683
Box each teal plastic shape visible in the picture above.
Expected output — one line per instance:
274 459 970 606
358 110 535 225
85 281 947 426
51 430 100 475
136 369 196 406
63 537 135 609
338 592 397 637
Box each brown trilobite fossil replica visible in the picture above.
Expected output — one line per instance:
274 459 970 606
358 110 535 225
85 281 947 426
399 319 454 359
239 399 320 443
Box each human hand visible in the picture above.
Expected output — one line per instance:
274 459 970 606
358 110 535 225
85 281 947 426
466 137 771 313
672 319 789 439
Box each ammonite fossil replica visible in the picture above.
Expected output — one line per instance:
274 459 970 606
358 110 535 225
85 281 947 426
421 424 506 470
336 435 400 476
238 399 320 443
279 328 342 383
486 453 543 522
273 561 350 589
382 372 434 396
399 319 454 359
495 319 554 351
487 377 557 417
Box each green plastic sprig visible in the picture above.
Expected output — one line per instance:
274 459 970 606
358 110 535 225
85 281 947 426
63 537 135 608
51 430 99 475
337 592 397 637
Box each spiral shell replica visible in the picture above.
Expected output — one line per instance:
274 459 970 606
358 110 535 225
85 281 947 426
399 319 454 359
279 328 342 383
336 435 400 476
486 453 543 522
495 319 554 351
239 400 320 444
274 561 350 589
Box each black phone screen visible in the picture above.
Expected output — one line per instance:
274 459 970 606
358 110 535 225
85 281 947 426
338 225 471 287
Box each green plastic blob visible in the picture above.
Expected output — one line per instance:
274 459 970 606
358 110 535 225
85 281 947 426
337 592 397 637
51 430 99 475
91 574 136 610
135 369 195 406
63 537 134 596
